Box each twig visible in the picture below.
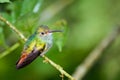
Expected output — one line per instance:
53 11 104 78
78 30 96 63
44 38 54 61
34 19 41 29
60 73 64 80
72 26 120 80
0 43 20 59
0 15 75 80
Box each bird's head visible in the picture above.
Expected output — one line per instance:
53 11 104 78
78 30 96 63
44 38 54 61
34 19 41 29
36 25 62 42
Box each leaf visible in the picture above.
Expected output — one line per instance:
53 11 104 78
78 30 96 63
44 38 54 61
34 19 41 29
0 0 10 3
21 0 43 16
50 20 68 52
6 1 23 23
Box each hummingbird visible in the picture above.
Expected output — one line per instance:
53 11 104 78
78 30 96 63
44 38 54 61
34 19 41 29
16 25 62 69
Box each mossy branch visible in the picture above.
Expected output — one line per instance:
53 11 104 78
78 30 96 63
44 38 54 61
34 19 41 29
0 15 75 80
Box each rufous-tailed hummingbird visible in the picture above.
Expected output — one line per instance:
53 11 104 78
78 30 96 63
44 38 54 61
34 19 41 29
16 25 62 69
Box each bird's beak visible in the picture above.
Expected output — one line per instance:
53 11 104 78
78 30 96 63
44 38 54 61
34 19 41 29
49 30 63 33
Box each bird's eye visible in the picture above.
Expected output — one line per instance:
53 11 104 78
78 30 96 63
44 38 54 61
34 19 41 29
41 32 45 35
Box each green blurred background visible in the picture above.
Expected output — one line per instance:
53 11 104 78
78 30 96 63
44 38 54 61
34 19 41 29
0 0 120 80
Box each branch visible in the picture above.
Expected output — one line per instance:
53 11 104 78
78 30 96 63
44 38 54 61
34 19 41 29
72 26 120 80
0 15 75 80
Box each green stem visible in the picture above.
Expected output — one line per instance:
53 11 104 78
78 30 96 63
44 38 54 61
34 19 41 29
0 43 20 59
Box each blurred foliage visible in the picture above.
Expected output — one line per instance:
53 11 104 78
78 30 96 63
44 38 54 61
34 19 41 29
0 0 120 80
0 0 10 3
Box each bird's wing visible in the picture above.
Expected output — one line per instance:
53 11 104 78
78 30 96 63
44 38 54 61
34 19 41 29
16 36 46 69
